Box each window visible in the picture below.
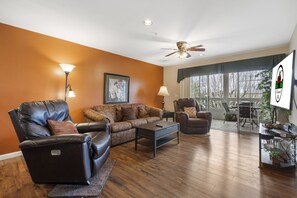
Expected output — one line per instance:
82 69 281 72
190 75 208 109
189 70 263 117
209 74 223 109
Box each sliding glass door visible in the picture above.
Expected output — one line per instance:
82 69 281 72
189 70 263 133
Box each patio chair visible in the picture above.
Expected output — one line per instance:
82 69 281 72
222 102 237 123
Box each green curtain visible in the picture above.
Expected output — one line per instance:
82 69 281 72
177 54 286 83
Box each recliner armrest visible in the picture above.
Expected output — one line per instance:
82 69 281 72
20 134 91 149
176 111 189 121
197 111 212 120
76 121 110 134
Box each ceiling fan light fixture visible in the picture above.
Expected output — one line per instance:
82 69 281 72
176 51 187 59
200 53 204 57
143 19 152 26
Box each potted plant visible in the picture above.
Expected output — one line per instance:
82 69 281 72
256 70 273 123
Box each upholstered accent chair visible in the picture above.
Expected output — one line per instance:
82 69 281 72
174 98 212 134
8 100 111 184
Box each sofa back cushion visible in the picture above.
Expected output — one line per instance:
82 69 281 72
92 103 146 122
122 107 137 121
138 106 150 118
93 105 116 123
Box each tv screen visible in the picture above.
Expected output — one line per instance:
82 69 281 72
270 50 295 110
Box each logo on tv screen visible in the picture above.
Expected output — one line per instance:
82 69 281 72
275 65 283 103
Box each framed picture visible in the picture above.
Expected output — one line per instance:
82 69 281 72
104 73 130 104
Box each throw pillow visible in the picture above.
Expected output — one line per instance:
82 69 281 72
138 106 150 118
184 107 197 118
122 107 137 121
47 120 79 135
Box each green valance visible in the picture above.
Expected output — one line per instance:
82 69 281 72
177 53 286 83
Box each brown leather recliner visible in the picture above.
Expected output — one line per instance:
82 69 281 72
174 98 212 134
8 100 111 184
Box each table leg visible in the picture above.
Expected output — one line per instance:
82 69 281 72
177 131 180 144
135 130 138 151
153 139 156 158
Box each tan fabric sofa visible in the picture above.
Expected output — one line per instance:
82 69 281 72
83 103 163 146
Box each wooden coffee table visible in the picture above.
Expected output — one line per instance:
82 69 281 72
135 121 180 158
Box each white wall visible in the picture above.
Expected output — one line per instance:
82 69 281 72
289 23 297 125
164 46 288 111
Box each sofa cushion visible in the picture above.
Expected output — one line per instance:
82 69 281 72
47 120 78 135
184 107 197 118
128 119 147 127
111 121 132 132
146 117 161 123
122 107 137 121
114 105 123 122
138 106 150 118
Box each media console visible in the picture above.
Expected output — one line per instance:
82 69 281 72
259 123 296 168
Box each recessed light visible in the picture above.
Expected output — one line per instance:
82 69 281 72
199 54 204 57
143 19 152 26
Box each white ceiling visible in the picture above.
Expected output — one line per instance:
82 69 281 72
0 0 297 67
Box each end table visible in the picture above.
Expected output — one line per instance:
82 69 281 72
162 110 175 121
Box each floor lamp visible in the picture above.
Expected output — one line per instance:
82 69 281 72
158 86 169 110
59 64 76 101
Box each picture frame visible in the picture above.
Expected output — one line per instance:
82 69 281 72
104 73 130 104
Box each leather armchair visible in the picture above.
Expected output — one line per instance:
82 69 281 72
8 100 111 184
174 98 212 134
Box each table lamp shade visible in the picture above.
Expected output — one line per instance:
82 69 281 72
158 86 169 96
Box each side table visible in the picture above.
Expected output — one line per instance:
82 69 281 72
162 110 174 121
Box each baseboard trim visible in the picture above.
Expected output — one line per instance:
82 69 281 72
0 151 22 161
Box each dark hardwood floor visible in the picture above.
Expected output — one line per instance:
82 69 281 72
1 129 297 198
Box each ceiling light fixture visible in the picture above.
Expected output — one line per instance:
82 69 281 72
176 51 187 59
143 19 152 26
199 54 204 57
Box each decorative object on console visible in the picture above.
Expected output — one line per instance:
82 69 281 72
59 64 76 101
158 86 169 110
104 73 130 104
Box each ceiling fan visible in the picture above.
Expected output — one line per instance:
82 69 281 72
163 41 205 58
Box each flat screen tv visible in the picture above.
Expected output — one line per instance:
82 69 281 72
270 50 295 110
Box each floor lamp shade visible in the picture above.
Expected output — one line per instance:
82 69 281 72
158 86 169 110
158 86 169 96
59 64 76 101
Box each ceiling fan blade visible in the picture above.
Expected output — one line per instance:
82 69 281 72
165 51 177 57
186 52 191 58
161 48 178 50
188 48 205 52
190 44 203 48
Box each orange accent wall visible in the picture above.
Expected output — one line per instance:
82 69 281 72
0 23 163 155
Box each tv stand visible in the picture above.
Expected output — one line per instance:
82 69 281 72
259 123 296 168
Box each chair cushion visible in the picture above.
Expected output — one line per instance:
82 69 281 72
187 118 208 127
18 100 72 139
47 120 79 135
122 107 137 121
184 107 197 118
